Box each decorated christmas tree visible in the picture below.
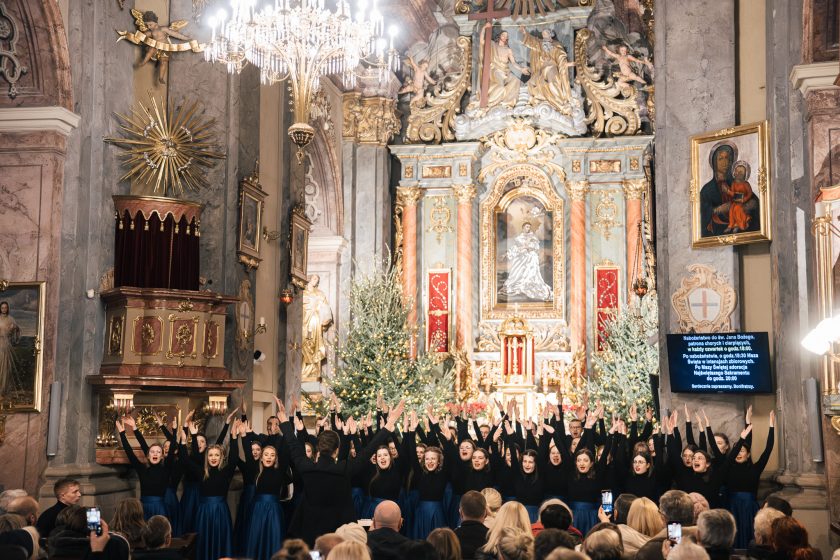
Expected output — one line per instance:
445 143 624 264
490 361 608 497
326 259 453 417
588 292 659 415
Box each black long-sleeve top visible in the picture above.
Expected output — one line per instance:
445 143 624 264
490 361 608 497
369 465 405 501
724 427 774 494
405 426 449 501
560 431 612 504
119 431 172 497
440 425 472 495
541 435 568 498
239 432 291 493
179 437 238 497
155 424 185 490
507 435 545 506
254 467 290 495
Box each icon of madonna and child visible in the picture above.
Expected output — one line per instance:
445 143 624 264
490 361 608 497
496 198 554 304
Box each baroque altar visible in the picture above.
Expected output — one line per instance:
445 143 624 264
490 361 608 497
390 0 655 413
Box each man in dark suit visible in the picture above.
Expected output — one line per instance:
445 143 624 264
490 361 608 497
279 397 405 546
454 491 489 560
367 500 411 560
35 477 81 538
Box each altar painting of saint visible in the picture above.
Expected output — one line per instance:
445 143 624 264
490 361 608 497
496 196 554 304
691 121 771 247
0 282 45 411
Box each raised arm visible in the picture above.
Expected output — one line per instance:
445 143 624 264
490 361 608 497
116 419 144 471
753 412 775 473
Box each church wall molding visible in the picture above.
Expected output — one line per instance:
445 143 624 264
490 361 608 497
790 61 839 96
0 106 81 135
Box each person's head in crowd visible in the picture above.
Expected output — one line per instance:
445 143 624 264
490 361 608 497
110 497 147 549
753 507 785 547
336 522 368 544
832 549 840 560
713 433 731 455
482 488 503 516
632 452 654 477
574 449 597 478
141 515 172 550
314 533 344 560
0 513 25 532
770 517 820 560
274 539 312 560
534 528 576 560
371 500 402 532
423 446 445 473
668 541 711 560
681 445 699 468
329 541 373 560
613 494 637 525
541 503 573 531
691 451 712 474
483 502 532 553
6 496 39 526
627 497 665 538
267 415 281 435
53 477 82 506
763 496 793 517
545 549 590 560
428 527 462 560
660 490 695 526
56 504 87 534
317 430 341 461
460 491 487 522
696 509 736 551
0 526 39 560
400 540 442 560
583 525 623 560
0 489 27 513
496 527 534 560
688 493 710 524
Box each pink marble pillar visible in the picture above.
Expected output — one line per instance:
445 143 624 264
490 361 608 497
454 184 477 352
397 187 422 357
623 179 646 293
568 181 589 352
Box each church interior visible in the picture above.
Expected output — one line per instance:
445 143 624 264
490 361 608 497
1 0 840 557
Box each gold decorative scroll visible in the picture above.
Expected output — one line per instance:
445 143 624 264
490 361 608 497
117 30 205 53
592 190 620 240
478 119 566 181
574 29 641 137
405 36 472 144
343 94 401 146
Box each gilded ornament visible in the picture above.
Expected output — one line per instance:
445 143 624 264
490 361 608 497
566 180 590 201
396 186 422 207
459 163 468 177
404 165 414 178
593 191 620 240
832 415 840 435
589 160 621 173
342 93 401 146
630 157 640 171
671 264 737 333
452 184 477 204
622 178 647 200
572 160 582 173
478 119 566 181
104 96 225 196
422 165 452 179
426 196 454 243
108 316 124 356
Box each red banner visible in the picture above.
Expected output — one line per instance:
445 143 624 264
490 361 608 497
426 269 450 352
594 263 621 352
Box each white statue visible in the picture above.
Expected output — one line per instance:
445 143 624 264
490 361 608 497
500 221 553 301
301 274 333 382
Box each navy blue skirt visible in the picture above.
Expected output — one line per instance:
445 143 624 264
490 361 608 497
141 496 167 520
403 490 419 536
180 481 200 534
246 494 285 560
728 492 759 549
525 504 540 524
412 500 446 539
362 497 385 520
195 496 232 560
234 483 256 554
448 493 462 528
164 487 181 536
351 487 366 519
570 501 598 536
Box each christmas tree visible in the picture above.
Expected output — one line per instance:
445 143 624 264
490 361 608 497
326 259 454 417
588 292 659 415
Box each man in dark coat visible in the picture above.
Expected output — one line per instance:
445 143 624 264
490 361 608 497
454 491 489 560
367 500 412 560
279 397 405 546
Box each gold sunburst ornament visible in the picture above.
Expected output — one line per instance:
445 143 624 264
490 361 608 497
105 97 225 197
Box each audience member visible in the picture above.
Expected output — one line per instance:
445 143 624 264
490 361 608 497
479 502 532 558
534 528 576 560
667 542 711 560
0 489 27 514
0 513 25 532
481 489 502 531
614 498 655 556
539 503 579 541
48 504 91 558
36 477 81 538
331 540 374 560
545 550 590 560
768 517 821 560
428 527 463 560
400 540 443 560
134 515 180 560
367 500 410 560
748 507 785 560
495 528 534 560
272 538 313 560
314 533 345 559
636 491 698 560
762 497 793 518
111 497 148 550
337 523 369 545
696 509 736 560
6 496 39 527
583 525 623 560
0 527 38 560
688 494 710 524
613 495 638 526
455 491 489 560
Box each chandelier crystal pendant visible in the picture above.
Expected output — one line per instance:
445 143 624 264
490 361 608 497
205 0 399 162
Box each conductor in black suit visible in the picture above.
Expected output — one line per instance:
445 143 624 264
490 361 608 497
278 396 406 546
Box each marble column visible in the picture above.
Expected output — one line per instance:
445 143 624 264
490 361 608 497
453 184 478 352
623 179 646 292
397 187 422 357
567 181 589 352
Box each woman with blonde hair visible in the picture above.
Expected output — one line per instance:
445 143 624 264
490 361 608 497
428 527 463 560
482 488 503 530
495 527 534 560
626 497 664 538
481 502 532 556
329 540 372 560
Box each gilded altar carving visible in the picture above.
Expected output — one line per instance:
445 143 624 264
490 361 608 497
572 160 582 173
478 119 566 181
593 191 620 240
404 165 414 178
342 93 401 146
108 315 125 356
622 178 647 200
406 36 472 144
426 196 454 243
671 264 737 333
422 165 452 178
574 29 641 137
396 186 422 207
630 157 640 171
166 314 199 363
589 159 621 173
133 316 163 355
566 180 590 201
453 184 477 204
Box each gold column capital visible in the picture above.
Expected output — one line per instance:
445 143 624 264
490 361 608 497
622 178 648 200
342 92 401 146
397 186 422 207
567 180 590 201
452 184 477 204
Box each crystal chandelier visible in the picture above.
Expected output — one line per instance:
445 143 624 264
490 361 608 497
206 0 399 161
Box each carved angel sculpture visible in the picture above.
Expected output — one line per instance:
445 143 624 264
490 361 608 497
117 9 199 84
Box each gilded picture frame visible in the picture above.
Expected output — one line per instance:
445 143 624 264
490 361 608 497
690 121 771 247
480 164 565 320
0 281 46 412
290 205 312 289
237 171 267 269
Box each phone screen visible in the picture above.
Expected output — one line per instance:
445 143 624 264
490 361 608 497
87 508 102 536
667 522 682 544
601 490 613 514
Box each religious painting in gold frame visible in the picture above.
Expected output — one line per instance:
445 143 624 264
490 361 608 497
481 164 565 320
0 281 46 412
237 171 267 269
290 205 312 289
690 121 771 247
